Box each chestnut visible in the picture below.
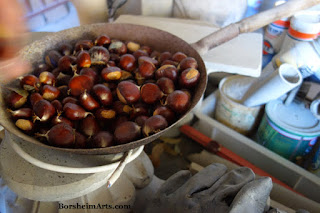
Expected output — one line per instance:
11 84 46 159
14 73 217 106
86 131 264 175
47 123 75 147
135 115 149 127
39 71 56 86
80 68 98 84
62 97 79 105
161 59 178 67
68 75 93 97
133 49 149 59
92 84 113 106
142 115 168 136
7 90 28 109
33 63 51 77
113 101 132 115
153 106 175 124
77 50 91 68
29 92 43 106
7 108 33 120
79 90 100 111
178 57 198 71
51 115 73 127
156 77 175 94
89 46 110 65
74 40 93 52
56 72 72 86
20 74 40 91
101 66 122 81
91 131 114 148
41 85 60 101
166 90 190 113
119 54 136 72
74 132 87 148
172 52 187 63
33 99 56 122
155 65 178 81
140 83 163 104
63 103 91 120
95 34 111 47
116 81 140 104
79 115 100 138
108 40 127 55
159 51 172 64
139 46 152 55
120 70 133 81
95 108 116 121
114 121 141 144
15 119 34 132
126 41 140 53
51 100 63 112
58 55 77 74
179 68 200 88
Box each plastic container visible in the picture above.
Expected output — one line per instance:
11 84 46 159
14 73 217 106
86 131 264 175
256 99 320 161
214 76 262 135
193 91 320 204
262 0 290 67
272 11 320 78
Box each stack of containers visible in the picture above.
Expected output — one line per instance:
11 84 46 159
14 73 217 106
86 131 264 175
256 11 320 164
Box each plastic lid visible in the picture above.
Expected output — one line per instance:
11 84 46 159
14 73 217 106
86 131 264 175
266 99 320 137
289 11 320 40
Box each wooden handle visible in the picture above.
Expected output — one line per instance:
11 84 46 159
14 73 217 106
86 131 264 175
191 0 320 55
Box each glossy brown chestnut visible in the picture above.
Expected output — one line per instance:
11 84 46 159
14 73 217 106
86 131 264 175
116 81 140 104
89 46 110 65
29 92 43 106
153 106 175 124
48 123 75 147
58 55 77 74
140 83 163 104
156 77 175 94
101 66 122 81
33 99 56 122
133 49 149 60
155 65 178 81
119 54 136 72
63 103 91 120
51 115 73 127
139 46 152 55
6 90 28 109
77 50 91 68
114 121 141 144
20 74 40 91
166 90 190 113
80 68 98 84
51 100 63 112
7 108 33 120
179 68 200 88
79 115 100 137
108 40 127 55
159 51 172 64
178 57 198 71
58 85 69 99
39 71 56 86
135 115 149 127
172 52 187 63
91 131 114 148
74 40 93 52
79 90 100 111
95 34 111 46
74 131 87 148
42 85 60 101
68 75 93 97
62 96 79 105
142 115 168 136
92 84 113 106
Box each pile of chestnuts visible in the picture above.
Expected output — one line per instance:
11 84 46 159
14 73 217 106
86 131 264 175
5 34 201 149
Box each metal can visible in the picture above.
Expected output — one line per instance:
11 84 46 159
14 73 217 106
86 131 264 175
256 99 320 161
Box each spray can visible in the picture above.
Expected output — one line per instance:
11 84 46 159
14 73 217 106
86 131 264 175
262 0 289 68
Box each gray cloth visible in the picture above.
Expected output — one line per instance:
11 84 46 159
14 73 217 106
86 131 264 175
144 163 273 213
